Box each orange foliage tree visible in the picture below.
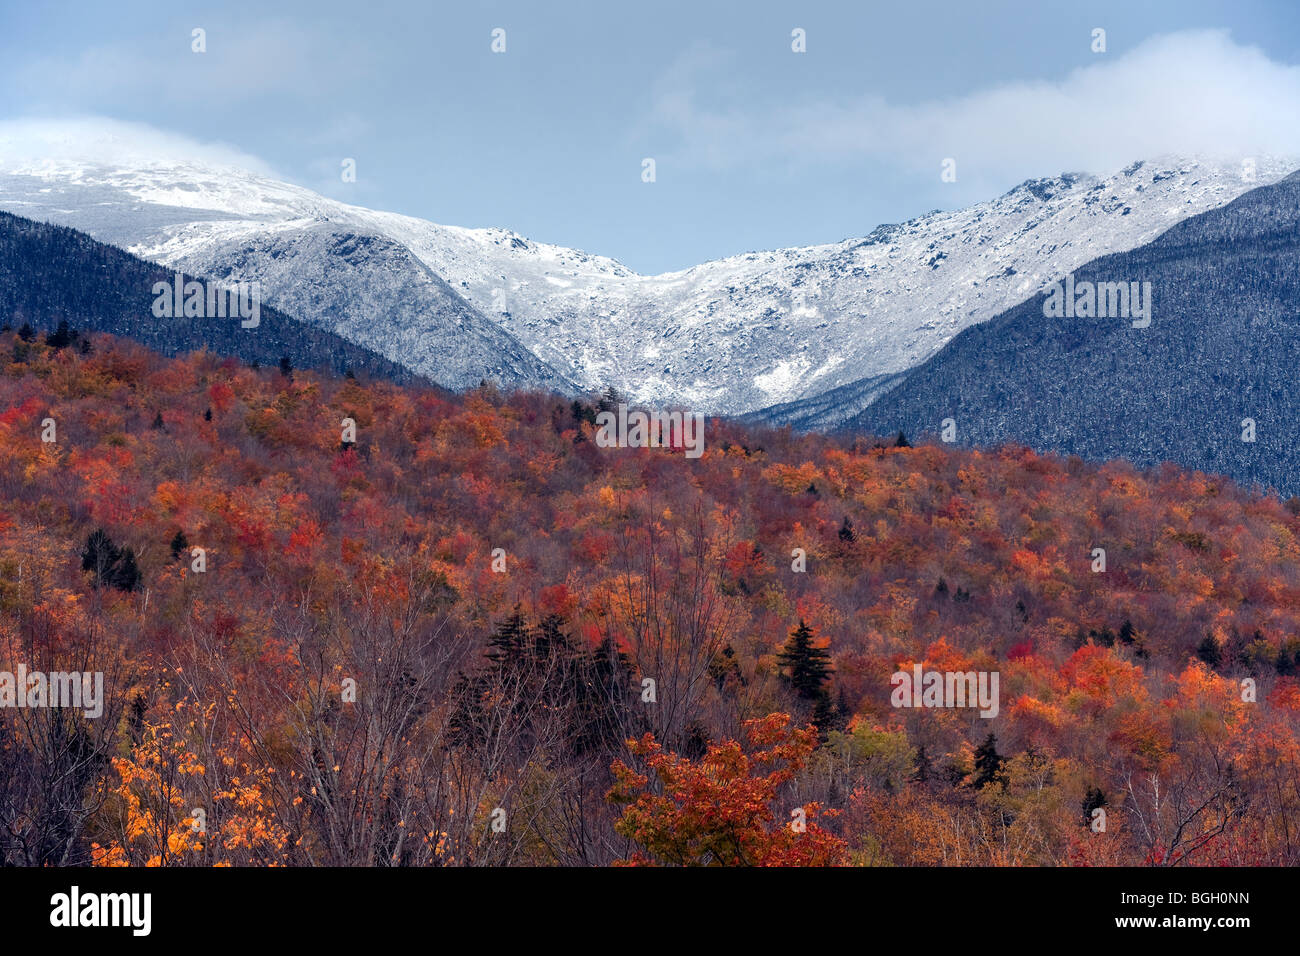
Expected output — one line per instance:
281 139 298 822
608 712 847 866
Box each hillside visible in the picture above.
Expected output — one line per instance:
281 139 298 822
0 210 430 387
851 170 1300 497
2 329 1299 866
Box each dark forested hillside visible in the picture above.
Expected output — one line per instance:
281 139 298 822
0 210 432 387
852 168 1300 496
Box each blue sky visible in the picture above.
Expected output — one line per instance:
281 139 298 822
2 0 1299 273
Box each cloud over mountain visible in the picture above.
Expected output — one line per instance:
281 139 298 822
648 30 1300 184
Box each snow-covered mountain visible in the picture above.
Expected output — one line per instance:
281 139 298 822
0 159 574 394
851 169 1300 496
0 147 1292 413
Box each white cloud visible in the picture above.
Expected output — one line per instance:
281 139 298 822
0 116 277 176
649 30 1300 179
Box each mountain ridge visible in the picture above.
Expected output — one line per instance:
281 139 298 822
848 168 1300 497
3 146 1292 414
0 208 438 389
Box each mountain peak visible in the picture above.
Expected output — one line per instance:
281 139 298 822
1 136 1295 414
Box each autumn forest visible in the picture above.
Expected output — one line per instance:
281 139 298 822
3 325 1299 868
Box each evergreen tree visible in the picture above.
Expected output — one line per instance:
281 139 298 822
485 608 530 665
204 408 212 422
578 636 637 755
835 688 853 727
1091 627 1116 647
45 320 76 349
1118 619 1136 645
571 400 597 426
80 528 119 585
151 412 165 430
811 692 839 738
110 547 141 592
1197 634 1223 669
1082 786 1107 826
80 529 140 591
777 620 833 701
682 721 710 761
279 355 293 378
452 611 635 759
894 430 911 448
597 386 621 413
531 612 568 660
17 323 33 342
972 732 1005 789
170 530 189 561
912 744 934 786
838 516 856 543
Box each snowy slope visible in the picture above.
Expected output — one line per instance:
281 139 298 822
0 158 574 393
1 148 1291 413
851 170 1300 496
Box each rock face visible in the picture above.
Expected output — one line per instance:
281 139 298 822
2 152 1290 412
156 222 578 393
850 170 1300 498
